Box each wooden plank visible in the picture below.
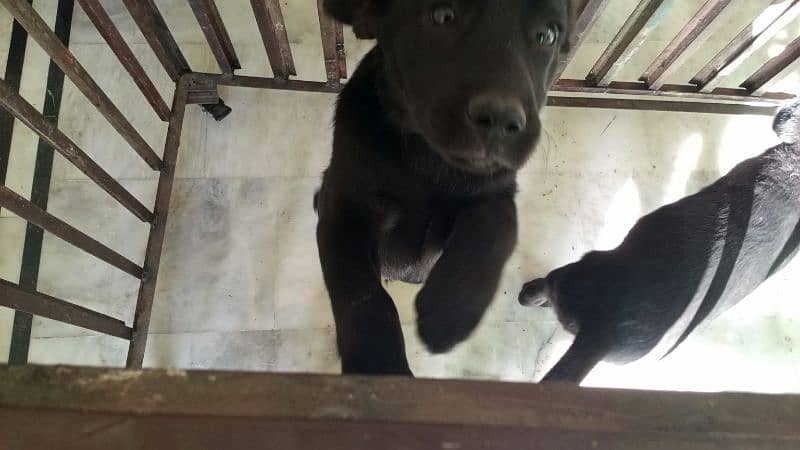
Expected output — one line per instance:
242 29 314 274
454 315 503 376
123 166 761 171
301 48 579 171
122 0 190 82
587 0 671 87
187 0 241 74
317 0 346 83
693 0 800 93
740 35 800 96
0 78 153 223
0 0 162 170
0 186 144 279
126 73 191 368
554 0 611 80
1 366 799 450
0 280 132 339
641 0 733 90
76 0 171 121
250 0 296 80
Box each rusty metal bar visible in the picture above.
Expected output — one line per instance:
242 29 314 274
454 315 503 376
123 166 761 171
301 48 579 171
641 0 733 90
0 78 153 223
0 279 132 339
0 0 162 170
316 0 346 83
213 73 344 93
741 35 800 96
250 0 296 80
210 73 784 115
587 0 670 87
122 0 190 82
694 0 800 93
0 185 144 279
547 96 779 116
553 79 791 103
187 0 241 74
554 0 611 80
126 73 191 368
76 0 171 122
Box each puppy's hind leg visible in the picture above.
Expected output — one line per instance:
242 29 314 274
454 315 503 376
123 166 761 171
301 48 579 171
541 331 609 384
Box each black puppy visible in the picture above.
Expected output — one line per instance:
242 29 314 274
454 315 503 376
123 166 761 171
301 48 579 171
519 99 800 383
316 0 574 374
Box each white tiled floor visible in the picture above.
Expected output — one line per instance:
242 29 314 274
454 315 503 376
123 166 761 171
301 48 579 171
1 0 799 392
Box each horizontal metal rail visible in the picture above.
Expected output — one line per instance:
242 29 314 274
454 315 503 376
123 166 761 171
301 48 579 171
0 279 132 339
0 185 143 279
0 78 153 223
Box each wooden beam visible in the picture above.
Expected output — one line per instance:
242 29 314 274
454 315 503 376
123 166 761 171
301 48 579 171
126 73 191 368
1 366 799 450
76 0 171 122
187 0 241 74
693 0 800 93
0 279 132 339
317 0 346 83
740 34 800 96
587 0 671 87
0 0 162 170
641 0 733 90
250 0 296 80
0 185 144 279
122 0 190 82
554 0 611 80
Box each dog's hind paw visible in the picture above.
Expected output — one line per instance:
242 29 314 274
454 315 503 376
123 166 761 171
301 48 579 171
519 278 551 307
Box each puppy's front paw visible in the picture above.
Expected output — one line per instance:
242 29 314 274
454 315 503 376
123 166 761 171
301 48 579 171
415 287 485 354
519 278 551 307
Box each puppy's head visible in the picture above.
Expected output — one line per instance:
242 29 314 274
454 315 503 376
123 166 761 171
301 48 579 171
774 97 800 144
325 0 575 174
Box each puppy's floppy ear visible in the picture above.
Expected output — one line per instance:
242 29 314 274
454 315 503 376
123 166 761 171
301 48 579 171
324 0 383 39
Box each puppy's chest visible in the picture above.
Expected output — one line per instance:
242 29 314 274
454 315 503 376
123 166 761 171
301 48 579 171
374 196 457 283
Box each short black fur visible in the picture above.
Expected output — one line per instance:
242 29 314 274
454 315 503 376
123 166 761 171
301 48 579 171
317 0 575 374
520 98 800 383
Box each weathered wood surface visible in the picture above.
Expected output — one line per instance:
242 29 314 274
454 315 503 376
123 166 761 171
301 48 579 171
1 365 798 450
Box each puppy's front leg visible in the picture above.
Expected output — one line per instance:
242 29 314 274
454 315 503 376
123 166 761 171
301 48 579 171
317 212 412 375
416 196 518 353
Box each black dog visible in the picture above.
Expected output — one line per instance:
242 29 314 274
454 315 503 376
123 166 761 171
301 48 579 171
316 0 575 374
519 99 800 383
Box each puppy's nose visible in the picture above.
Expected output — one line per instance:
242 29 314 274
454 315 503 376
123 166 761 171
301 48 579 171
468 95 527 140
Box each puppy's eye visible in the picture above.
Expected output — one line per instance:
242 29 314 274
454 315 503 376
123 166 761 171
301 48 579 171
536 24 559 47
431 4 456 25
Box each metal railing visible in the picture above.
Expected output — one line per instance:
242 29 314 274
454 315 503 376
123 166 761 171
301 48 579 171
0 0 798 368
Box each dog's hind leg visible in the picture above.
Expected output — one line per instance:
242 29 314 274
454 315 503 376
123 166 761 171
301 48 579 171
541 331 609 384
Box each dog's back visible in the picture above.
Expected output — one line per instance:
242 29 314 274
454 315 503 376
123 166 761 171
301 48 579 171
521 98 800 383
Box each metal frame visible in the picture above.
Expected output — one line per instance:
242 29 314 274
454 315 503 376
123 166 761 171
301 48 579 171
0 0 798 369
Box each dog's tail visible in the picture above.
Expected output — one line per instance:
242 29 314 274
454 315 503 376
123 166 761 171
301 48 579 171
774 97 800 144
541 330 609 384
